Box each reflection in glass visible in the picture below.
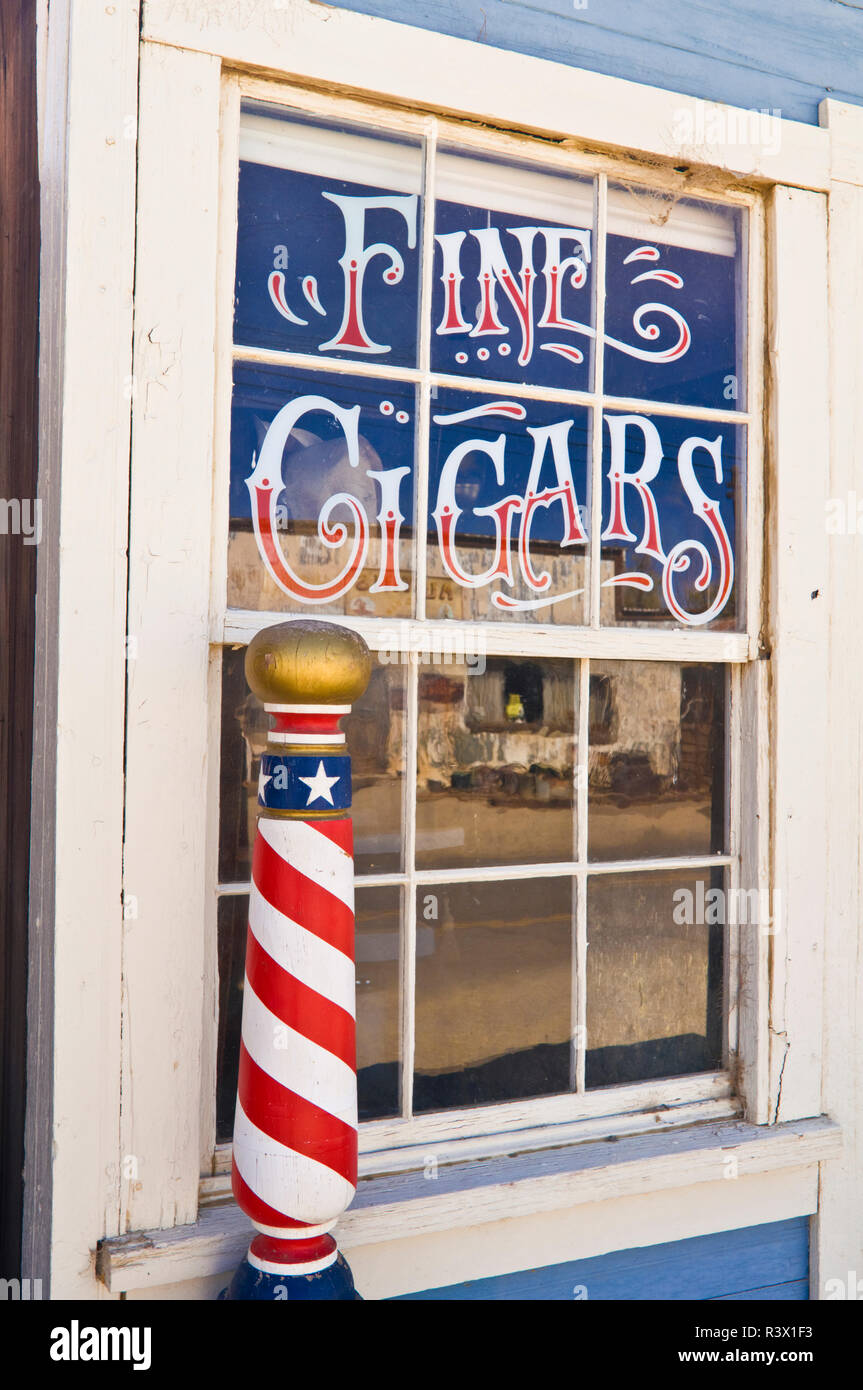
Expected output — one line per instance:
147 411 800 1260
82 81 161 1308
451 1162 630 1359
586 869 724 1088
416 657 577 870
219 646 406 881
216 894 247 1143
414 879 573 1111
588 661 725 861
355 886 401 1121
229 363 416 618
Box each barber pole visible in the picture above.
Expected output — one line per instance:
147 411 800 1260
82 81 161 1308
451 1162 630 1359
221 619 371 1301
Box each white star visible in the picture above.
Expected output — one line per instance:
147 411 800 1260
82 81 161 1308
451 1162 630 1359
299 759 341 807
257 765 273 801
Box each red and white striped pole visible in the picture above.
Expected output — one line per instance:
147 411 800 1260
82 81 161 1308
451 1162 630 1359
222 619 371 1301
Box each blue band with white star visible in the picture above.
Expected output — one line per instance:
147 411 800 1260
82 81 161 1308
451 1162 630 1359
258 753 352 813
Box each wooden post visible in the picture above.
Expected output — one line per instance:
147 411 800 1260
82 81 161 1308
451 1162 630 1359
221 619 371 1301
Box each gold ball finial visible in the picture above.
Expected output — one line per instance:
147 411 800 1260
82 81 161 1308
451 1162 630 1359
245 619 372 706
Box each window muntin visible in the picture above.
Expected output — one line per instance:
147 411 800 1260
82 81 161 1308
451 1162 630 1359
215 98 753 1152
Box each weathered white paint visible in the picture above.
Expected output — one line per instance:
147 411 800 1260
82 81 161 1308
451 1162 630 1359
766 185 829 1125
223 612 751 663
122 41 222 1231
140 0 831 192
98 1116 838 1292
811 97 863 1300
37 0 141 1302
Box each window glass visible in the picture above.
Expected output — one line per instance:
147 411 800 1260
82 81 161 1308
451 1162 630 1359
416 656 577 869
355 886 402 1121
215 103 751 1145
229 362 417 618
235 110 422 364
604 186 746 410
599 415 744 629
586 869 725 1087
588 661 726 862
427 387 590 624
414 878 574 1110
432 151 594 391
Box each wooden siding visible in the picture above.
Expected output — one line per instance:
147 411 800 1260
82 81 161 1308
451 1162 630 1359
0 0 39 1283
330 1 863 125
392 1216 809 1299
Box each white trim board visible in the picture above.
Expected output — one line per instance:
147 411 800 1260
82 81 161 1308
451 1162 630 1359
97 1116 839 1294
141 0 831 192
35 0 142 1302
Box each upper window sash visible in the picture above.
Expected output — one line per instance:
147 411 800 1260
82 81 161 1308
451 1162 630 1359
226 101 757 640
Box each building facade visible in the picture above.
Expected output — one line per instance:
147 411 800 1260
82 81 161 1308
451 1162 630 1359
6 0 863 1300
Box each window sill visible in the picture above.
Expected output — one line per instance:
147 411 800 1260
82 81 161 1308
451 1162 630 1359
97 1115 841 1294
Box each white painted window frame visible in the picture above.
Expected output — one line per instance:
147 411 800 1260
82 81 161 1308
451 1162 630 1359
51 0 848 1295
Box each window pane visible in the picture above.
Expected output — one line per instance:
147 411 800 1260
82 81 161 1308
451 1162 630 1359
216 894 247 1143
219 646 406 880
414 878 573 1111
216 888 403 1141
604 187 746 410
229 362 416 619
585 869 724 1088
588 661 725 861
427 386 590 624
344 664 408 875
432 151 595 391
356 886 402 1122
236 107 422 366
416 657 577 869
599 414 744 630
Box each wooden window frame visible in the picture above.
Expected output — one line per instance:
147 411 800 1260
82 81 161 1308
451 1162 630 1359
124 10 825 1226
212 81 759 1174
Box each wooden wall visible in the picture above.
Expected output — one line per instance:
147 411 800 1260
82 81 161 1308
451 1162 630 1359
330 0 863 125
393 1217 809 1300
0 0 40 1282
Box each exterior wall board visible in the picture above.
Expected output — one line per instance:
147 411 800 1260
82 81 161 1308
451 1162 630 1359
391 1217 809 1300
330 0 863 125
27 0 863 1302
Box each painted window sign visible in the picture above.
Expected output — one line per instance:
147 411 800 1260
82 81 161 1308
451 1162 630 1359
230 363 416 617
230 108 746 629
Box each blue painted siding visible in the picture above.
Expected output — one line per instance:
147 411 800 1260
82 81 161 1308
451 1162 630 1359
331 1 863 125
392 1217 809 1300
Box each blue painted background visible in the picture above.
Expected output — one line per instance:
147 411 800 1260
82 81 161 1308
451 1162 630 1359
330 0 863 125
392 1216 809 1299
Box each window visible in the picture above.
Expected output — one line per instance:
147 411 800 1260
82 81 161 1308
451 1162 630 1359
208 92 758 1169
